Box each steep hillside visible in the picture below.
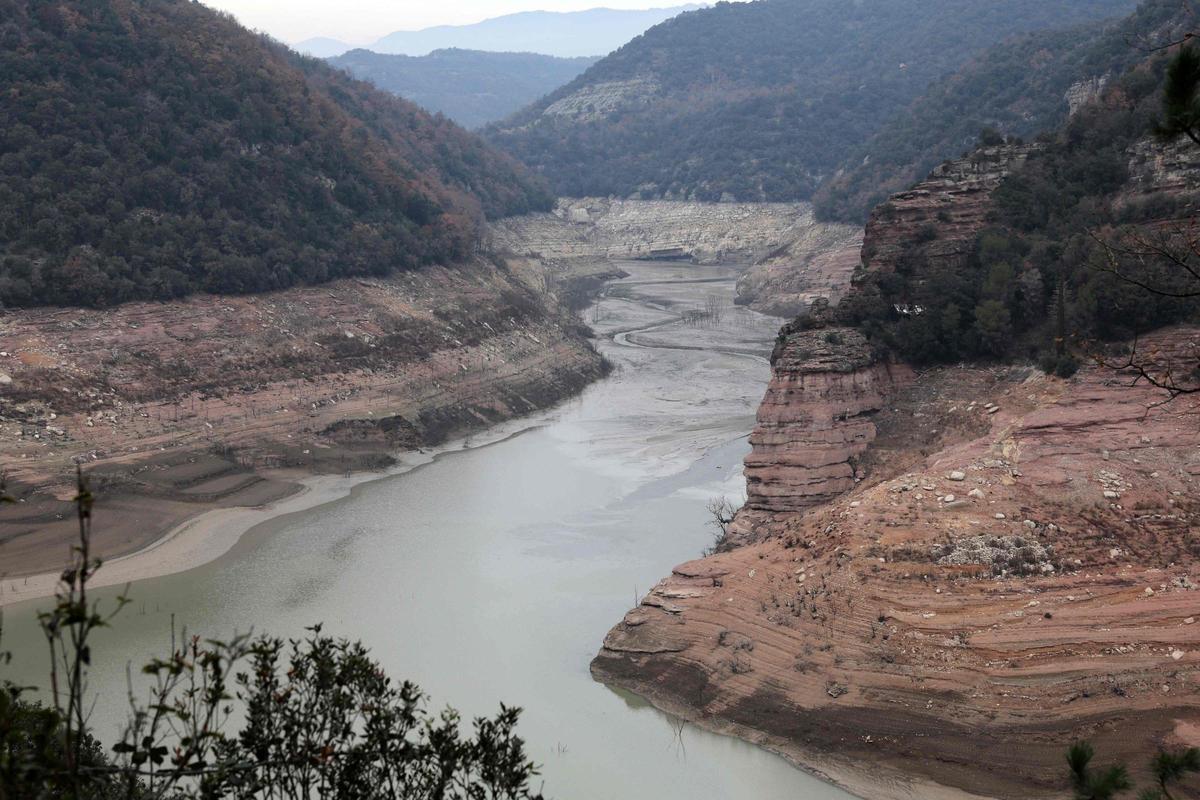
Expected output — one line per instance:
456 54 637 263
839 46 1200 371
0 0 552 309
486 0 1137 202
815 0 1191 223
329 49 598 129
591 36 1200 800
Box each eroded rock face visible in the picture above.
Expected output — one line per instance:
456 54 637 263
734 221 863 317
1065 75 1108 116
1124 135 1200 201
740 328 910 522
490 197 811 265
594 330 1200 798
862 144 1036 275
0 257 607 497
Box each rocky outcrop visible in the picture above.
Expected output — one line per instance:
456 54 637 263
591 141 1200 797
594 329 1200 798
734 221 863 317
862 144 1036 276
542 77 660 121
1065 75 1108 116
490 198 812 265
739 328 910 525
1123 135 1200 203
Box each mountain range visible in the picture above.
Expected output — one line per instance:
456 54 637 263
296 5 702 59
485 0 1140 203
329 49 599 129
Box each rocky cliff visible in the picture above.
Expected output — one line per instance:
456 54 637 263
594 329 1200 798
737 328 910 532
592 140 1200 797
861 144 1036 276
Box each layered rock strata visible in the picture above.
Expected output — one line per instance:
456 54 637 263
734 223 863 317
862 144 1036 276
739 328 910 523
594 329 1200 798
490 198 813 265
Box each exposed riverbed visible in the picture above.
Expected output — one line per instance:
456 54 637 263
1 263 854 800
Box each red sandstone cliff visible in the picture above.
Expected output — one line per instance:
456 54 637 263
860 144 1035 277
737 328 910 532
594 330 1200 798
593 142 1200 797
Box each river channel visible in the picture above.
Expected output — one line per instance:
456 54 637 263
1 262 853 800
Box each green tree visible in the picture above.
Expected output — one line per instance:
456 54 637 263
1068 741 1133 800
1150 747 1200 800
973 299 1013 356
1155 44 1200 145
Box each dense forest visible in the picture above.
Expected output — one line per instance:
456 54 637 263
838 49 1200 371
0 0 553 309
814 0 1190 223
486 0 1138 203
329 49 598 129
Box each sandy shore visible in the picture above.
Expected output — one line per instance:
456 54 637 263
0 412 559 609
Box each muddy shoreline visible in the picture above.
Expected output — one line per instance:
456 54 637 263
0 257 612 581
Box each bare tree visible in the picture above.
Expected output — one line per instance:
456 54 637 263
704 496 740 556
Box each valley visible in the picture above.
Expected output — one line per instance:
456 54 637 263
0 262 859 800
5 0 1200 797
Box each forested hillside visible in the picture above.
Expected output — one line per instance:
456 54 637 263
839 46 1200 370
329 49 598 129
0 0 552 308
815 0 1189 223
486 0 1137 202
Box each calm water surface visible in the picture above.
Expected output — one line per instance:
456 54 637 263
2 263 854 800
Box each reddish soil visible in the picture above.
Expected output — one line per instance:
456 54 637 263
594 327 1200 799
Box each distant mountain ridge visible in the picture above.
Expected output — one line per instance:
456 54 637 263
329 49 598 129
486 0 1139 202
0 0 551 308
370 5 703 58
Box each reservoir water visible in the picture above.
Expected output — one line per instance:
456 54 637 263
1 263 853 800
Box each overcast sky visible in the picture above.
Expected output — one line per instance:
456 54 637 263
200 1 690 45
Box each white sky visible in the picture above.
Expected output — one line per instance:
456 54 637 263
200 1 688 45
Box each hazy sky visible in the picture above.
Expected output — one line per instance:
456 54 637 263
200 1 690 45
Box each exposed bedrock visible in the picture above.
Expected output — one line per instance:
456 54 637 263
861 143 1036 276
490 197 817 266
594 327 1200 798
0 255 609 573
739 328 911 524
734 224 863 318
